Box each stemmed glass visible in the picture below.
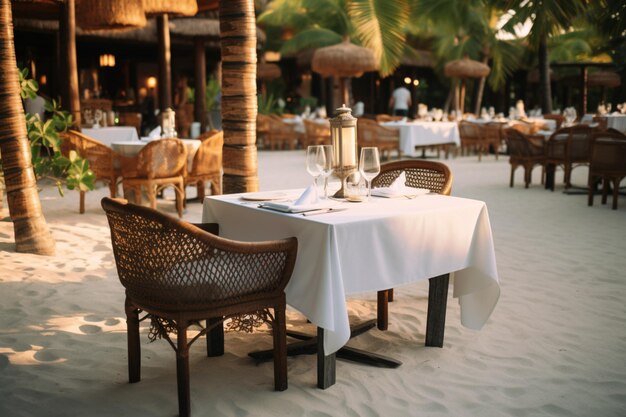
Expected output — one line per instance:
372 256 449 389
93 109 103 128
320 145 334 200
359 147 380 201
306 145 325 192
564 107 577 126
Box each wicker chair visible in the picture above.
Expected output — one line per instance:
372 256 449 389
545 125 594 191
102 197 297 417
458 121 501 161
370 160 452 330
266 116 300 150
184 130 223 199
587 130 626 209
60 129 121 213
302 119 330 148
357 119 401 160
120 138 187 217
503 128 546 188
257 114 271 149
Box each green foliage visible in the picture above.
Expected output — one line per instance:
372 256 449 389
258 94 283 115
205 75 221 111
19 68 94 196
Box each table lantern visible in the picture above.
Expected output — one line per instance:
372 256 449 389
161 108 177 138
330 104 358 198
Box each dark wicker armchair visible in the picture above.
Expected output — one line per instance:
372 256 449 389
357 119 401 160
545 125 594 191
587 130 626 209
503 128 546 188
370 160 453 330
60 129 121 213
102 197 298 417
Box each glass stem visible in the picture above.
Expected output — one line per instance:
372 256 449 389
367 180 372 200
323 177 329 199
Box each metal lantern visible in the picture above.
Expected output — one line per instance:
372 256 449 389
330 104 358 198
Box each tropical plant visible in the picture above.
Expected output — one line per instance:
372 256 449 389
205 75 221 111
258 93 282 115
258 0 411 78
503 0 588 113
19 68 95 196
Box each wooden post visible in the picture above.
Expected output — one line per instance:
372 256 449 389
157 14 172 111
59 0 81 127
581 65 588 116
194 37 206 132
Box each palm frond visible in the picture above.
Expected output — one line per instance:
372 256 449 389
348 0 410 77
279 28 343 55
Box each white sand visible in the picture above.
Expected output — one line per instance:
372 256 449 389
1 151 626 417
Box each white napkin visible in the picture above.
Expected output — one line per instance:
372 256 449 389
261 185 334 213
371 172 430 198
148 126 161 139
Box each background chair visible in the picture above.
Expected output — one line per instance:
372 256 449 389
267 116 300 150
370 160 453 330
256 114 271 149
302 119 330 148
458 121 501 161
184 130 223 199
503 128 546 188
375 114 404 123
120 138 187 217
587 130 626 209
102 197 297 417
545 125 594 191
357 119 401 160
60 129 120 213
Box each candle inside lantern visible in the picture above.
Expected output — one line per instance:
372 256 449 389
341 127 356 166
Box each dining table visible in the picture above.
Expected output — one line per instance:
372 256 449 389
111 138 201 171
82 126 139 146
380 121 461 157
202 189 500 388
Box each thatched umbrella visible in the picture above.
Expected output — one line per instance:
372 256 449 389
257 62 281 80
143 0 198 17
312 40 378 107
76 0 147 32
444 57 490 114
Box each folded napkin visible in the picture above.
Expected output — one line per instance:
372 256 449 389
148 126 161 139
371 172 430 198
261 185 335 213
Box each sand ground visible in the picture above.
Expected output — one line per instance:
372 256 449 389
1 151 625 417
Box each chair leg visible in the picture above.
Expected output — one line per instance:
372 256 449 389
588 175 595 207
196 181 205 201
377 290 388 331
79 190 85 214
388 288 394 302
176 321 191 417
148 185 157 209
175 182 185 218
509 164 515 188
109 180 117 198
125 301 141 383
602 179 609 205
612 178 620 210
211 174 222 195
273 303 288 391
206 317 224 357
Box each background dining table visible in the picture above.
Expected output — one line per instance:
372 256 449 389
81 126 139 146
380 120 461 157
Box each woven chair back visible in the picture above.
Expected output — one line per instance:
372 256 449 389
503 128 544 157
590 130 626 171
371 160 452 195
60 130 116 178
547 125 593 160
137 138 187 179
102 197 298 310
191 131 223 175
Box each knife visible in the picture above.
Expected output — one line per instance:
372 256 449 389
302 208 347 216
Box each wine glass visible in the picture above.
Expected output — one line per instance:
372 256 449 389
564 107 577 126
306 145 325 191
93 109 103 128
359 147 380 201
320 145 334 200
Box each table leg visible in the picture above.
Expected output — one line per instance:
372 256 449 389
425 273 450 347
317 327 336 389
545 163 555 190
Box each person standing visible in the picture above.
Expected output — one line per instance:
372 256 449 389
389 83 412 117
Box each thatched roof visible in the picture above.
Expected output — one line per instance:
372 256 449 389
588 70 621 88
444 58 490 79
143 0 198 17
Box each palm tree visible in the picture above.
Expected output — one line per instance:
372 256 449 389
0 0 55 255
503 0 587 114
219 0 259 193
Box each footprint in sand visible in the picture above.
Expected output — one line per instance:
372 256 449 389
0 354 9 369
79 324 102 334
34 349 62 363
84 315 102 323
105 318 120 326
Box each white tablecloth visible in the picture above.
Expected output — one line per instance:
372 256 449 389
381 121 461 156
605 115 626 133
111 139 201 170
202 191 500 354
82 126 139 146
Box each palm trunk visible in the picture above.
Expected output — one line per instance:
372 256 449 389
220 0 259 193
473 55 489 115
539 35 552 114
0 0 55 255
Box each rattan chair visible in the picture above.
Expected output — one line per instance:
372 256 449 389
257 114 271 149
370 160 452 330
302 119 330 148
267 116 300 150
60 129 121 213
587 130 626 209
357 119 401 160
102 197 297 417
184 130 223 199
120 138 187 217
503 128 546 188
458 121 501 161
545 125 594 191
